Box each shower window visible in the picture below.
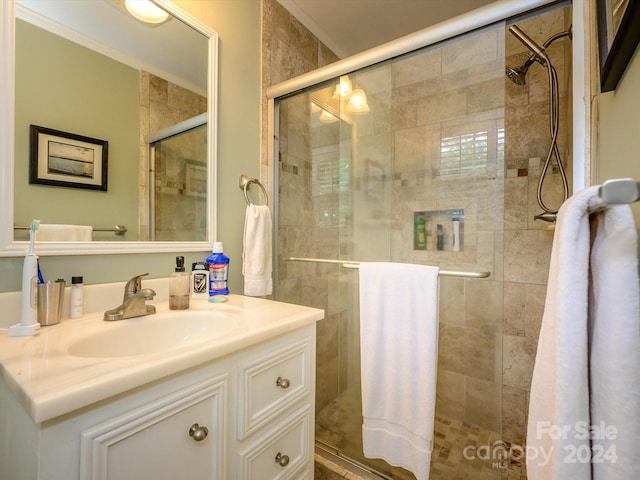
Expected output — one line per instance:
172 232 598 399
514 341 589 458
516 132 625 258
439 121 505 178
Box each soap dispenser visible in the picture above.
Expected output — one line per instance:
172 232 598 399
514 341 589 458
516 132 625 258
169 256 190 310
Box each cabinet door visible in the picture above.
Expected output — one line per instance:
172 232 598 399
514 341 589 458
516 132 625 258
81 375 226 480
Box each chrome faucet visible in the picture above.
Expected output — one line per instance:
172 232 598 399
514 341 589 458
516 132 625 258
104 273 156 321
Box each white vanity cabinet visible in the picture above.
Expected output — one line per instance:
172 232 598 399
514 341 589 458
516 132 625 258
0 324 316 480
235 336 314 479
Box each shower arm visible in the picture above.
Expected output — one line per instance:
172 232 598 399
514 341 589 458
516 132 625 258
508 25 549 65
509 25 572 67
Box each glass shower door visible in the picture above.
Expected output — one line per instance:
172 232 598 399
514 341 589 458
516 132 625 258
275 20 506 480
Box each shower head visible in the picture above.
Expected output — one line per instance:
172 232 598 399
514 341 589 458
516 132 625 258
506 25 550 86
506 58 535 85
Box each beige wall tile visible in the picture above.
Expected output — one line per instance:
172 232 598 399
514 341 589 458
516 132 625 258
503 334 537 390
504 229 553 284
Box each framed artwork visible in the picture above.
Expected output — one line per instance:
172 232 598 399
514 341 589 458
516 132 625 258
29 125 108 191
597 0 640 92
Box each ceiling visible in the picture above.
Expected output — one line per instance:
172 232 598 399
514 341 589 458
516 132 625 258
277 0 498 58
16 0 209 93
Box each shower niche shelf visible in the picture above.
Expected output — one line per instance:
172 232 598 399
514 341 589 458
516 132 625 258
414 209 464 252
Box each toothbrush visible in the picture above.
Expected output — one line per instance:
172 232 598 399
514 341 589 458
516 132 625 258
9 220 41 336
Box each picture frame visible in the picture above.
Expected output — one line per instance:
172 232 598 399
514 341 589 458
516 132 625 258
29 125 108 191
597 0 640 92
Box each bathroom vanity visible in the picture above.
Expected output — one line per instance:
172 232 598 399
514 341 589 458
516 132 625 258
0 294 323 479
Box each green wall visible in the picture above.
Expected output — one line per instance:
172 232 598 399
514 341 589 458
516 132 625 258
14 20 140 237
0 0 261 292
597 45 640 224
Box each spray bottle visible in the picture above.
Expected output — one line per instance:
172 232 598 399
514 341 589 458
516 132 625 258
9 220 41 336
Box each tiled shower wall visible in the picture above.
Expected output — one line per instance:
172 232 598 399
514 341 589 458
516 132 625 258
262 0 572 474
137 72 207 240
502 5 572 450
346 25 506 435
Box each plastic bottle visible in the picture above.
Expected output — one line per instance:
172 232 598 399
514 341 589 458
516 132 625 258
169 256 190 310
436 224 444 251
69 276 84 319
191 262 209 300
414 214 426 250
206 242 229 296
452 218 461 252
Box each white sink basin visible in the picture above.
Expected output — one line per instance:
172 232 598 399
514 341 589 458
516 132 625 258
67 309 247 358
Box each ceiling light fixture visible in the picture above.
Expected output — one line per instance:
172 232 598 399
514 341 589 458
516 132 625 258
332 76 352 99
125 0 170 25
346 88 370 114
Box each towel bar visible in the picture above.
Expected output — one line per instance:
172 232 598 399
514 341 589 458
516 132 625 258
239 174 268 206
13 224 127 236
598 178 640 204
286 257 490 278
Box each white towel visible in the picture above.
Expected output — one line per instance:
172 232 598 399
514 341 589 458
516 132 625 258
359 262 439 480
35 224 92 241
242 204 273 296
526 185 640 479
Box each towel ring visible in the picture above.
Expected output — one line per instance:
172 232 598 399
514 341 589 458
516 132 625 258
239 174 268 206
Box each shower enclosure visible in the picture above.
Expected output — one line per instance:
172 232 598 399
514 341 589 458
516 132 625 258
271 3 572 479
148 114 208 241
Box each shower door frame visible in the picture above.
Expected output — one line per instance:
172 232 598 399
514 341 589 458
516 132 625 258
268 0 592 475
268 0 592 218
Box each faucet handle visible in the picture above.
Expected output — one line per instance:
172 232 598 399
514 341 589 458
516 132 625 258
123 273 150 302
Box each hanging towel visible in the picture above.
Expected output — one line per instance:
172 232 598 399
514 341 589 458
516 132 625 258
526 185 640 480
242 204 273 296
35 224 92 241
359 262 439 480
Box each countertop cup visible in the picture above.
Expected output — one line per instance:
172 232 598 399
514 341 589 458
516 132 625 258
37 280 65 326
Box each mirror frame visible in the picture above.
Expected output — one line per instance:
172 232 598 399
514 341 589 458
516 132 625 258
0 0 218 256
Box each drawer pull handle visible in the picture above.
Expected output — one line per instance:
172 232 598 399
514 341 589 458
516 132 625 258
188 423 209 441
275 452 290 467
276 376 291 389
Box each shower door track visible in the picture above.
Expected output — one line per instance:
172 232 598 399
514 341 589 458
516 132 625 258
316 439 394 480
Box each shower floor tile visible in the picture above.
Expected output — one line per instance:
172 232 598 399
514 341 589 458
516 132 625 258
316 386 525 479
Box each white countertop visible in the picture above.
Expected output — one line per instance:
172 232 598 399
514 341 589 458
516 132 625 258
0 294 324 424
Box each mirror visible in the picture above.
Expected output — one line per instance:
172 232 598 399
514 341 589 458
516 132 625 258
0 0 217 255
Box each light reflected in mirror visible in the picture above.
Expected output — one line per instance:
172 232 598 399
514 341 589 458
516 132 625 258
10 0 214 248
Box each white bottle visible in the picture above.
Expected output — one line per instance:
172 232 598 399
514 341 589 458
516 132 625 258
191 262 209 300
452 218 461 252
69 276 84 319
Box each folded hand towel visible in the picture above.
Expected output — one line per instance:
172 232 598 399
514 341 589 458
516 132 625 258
527 185 640 479
242 204 273 296
35 224 92 241
359 262 439 480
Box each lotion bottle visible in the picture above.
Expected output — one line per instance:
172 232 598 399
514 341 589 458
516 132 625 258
69 276 84 319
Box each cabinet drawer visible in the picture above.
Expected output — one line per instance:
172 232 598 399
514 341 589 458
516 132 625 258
80 375 227 480
237 405 311 480
238 337 311 439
